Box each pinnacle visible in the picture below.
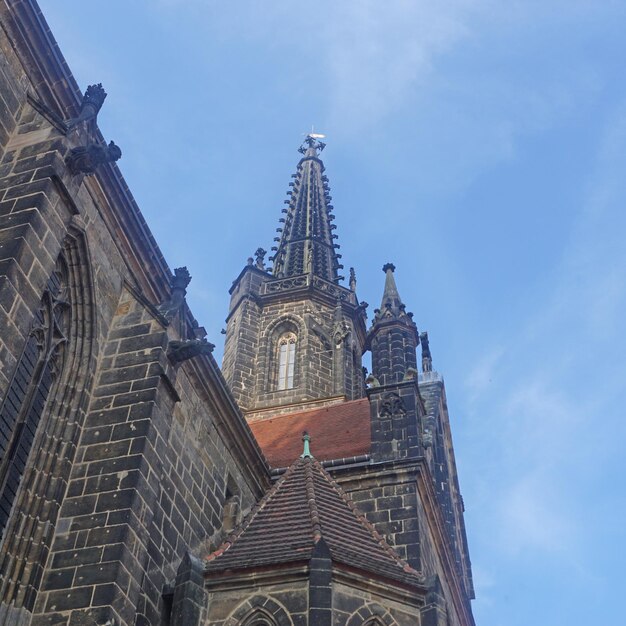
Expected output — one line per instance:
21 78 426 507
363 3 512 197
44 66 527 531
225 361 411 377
369 262 416 328
379 262 404 316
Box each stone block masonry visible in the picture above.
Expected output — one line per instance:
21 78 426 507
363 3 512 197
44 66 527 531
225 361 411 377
0 5 270 623
31 291 263 626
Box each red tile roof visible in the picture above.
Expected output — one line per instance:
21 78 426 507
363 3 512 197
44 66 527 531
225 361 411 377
249 398 371 468
205 455 423 588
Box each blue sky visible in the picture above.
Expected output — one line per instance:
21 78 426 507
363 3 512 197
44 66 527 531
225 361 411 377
39 2 626 624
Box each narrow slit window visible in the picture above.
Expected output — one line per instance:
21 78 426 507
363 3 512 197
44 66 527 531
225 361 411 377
277 332 297 390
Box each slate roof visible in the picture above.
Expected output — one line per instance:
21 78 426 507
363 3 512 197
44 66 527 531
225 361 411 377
249 398 371 468
205 454 423 588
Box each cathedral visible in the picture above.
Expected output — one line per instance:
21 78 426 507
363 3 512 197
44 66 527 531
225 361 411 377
0 1 475 625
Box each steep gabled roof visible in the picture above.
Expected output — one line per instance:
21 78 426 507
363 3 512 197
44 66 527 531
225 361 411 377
205 454 423 588
249 398 371 468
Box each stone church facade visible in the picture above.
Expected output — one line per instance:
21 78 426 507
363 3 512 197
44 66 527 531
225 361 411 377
0 1 475 625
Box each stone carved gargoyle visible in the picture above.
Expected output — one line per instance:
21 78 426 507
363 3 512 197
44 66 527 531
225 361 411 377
66 140 122 175
167 339 215 364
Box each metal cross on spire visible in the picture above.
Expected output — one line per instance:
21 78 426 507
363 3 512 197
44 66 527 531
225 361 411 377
299 126 326 155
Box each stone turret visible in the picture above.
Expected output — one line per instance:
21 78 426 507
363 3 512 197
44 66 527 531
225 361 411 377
365 264 423 462
366 263 419 385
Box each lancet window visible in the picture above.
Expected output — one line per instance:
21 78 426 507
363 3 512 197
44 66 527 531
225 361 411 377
0 257 69 536
276 332 297 390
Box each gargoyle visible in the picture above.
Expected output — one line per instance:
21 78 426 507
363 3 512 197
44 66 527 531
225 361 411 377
167 339 214 364
66 140 122 175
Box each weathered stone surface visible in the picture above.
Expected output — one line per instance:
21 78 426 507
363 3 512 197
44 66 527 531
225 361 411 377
0 3 474 625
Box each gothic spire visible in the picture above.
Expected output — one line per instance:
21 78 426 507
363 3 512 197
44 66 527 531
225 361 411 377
367 263 419 383
374 263 409 322
269 136 343 282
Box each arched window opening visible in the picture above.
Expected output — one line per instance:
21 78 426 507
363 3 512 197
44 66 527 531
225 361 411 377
277 332 297 390
0 257 70 537
240 607 277 626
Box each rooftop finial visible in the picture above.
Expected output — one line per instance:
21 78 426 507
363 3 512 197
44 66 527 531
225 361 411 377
301 431 312 458
382 263 396 274
299 130 326 157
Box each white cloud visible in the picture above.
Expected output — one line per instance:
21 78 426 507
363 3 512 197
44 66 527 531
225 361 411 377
322 1 475 128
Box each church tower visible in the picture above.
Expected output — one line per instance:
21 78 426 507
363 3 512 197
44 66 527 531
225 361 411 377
221 137 475 625
222 137 367 417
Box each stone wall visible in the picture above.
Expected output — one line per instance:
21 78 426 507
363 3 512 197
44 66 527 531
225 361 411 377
224 267 366 414
205 581 309 626
336 464 422 571
0 4 269 624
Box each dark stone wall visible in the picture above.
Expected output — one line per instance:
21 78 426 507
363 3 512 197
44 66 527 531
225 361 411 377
30 292 262 626
336 465 422 572
206 583 309 626
332 583 421 626
367 380 422 462
0 5 269 625
223 269 365 413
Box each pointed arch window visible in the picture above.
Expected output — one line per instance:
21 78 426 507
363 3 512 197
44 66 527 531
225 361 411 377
277 332 297 390
0 257 69 537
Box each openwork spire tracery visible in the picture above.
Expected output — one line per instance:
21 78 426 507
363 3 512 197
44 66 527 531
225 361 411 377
269 137 343 282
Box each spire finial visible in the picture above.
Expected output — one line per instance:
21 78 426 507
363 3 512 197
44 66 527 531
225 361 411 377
299 131 326 156
382 263 396 274
301 431 312 458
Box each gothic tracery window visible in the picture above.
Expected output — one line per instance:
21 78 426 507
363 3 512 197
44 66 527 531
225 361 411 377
0 257 69 536
276 332 297 390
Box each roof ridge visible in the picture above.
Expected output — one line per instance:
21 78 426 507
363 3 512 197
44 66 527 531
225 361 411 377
304 458 323 542
204 460 301 565
312 460 424 579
